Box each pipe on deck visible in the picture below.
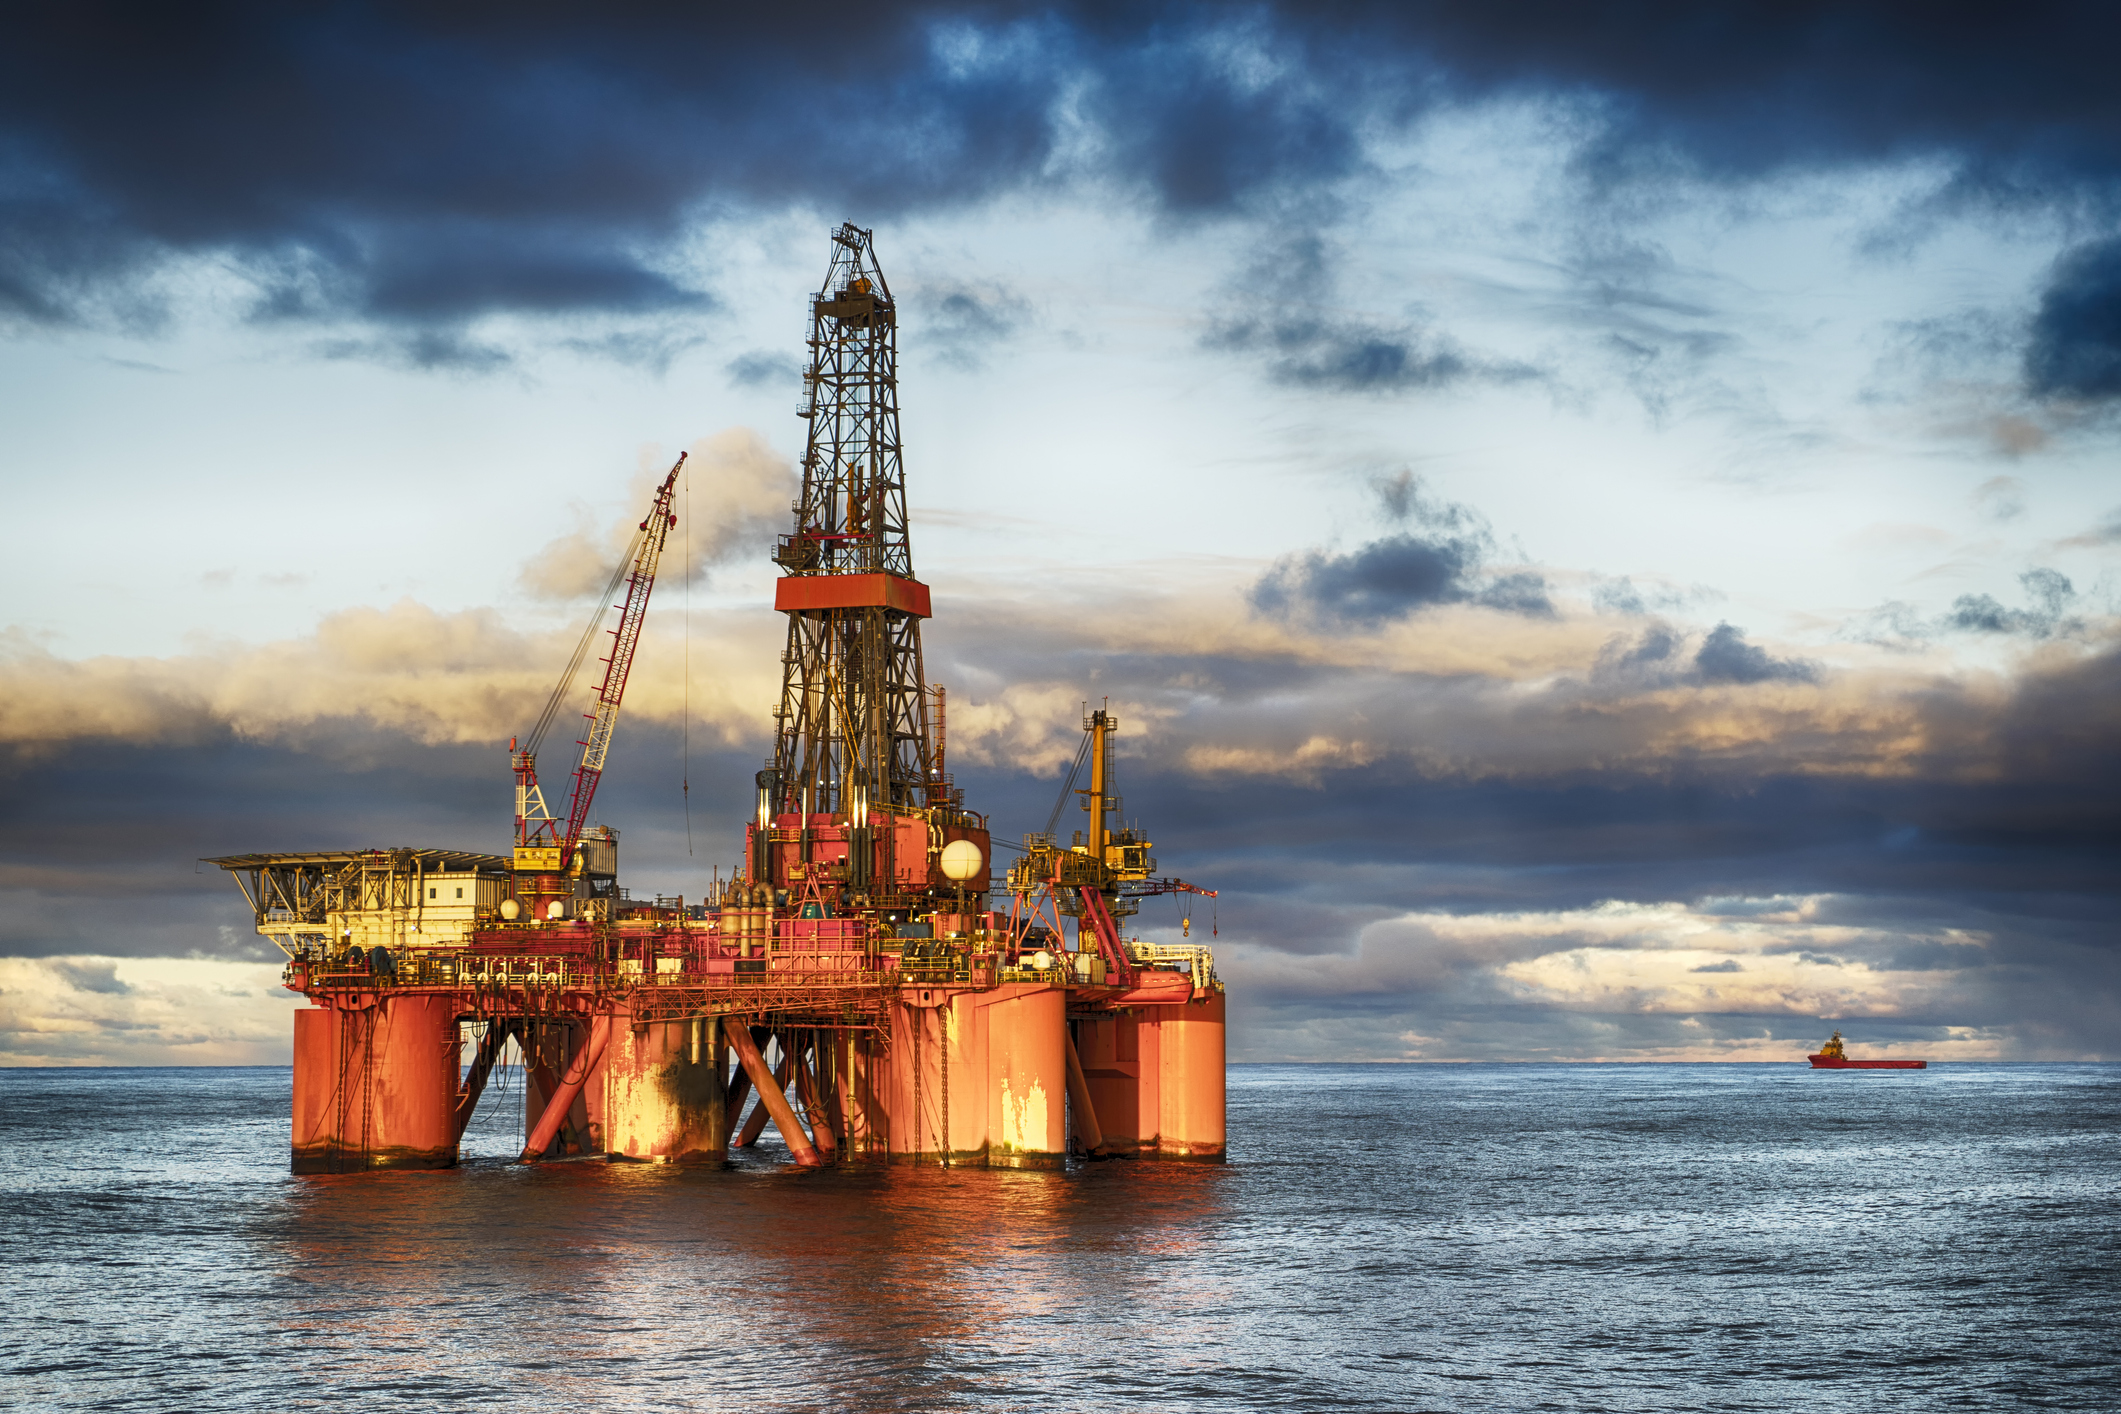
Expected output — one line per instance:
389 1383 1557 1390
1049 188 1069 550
1063 1024 1105 1154
726 1023 821 1166
519 1013 612 1162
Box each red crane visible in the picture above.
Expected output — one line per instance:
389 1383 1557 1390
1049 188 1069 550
512 454 684 876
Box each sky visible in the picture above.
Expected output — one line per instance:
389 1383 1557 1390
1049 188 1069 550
2 1 2117 1065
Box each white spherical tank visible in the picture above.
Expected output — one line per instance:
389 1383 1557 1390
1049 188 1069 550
939 838 984 881
498 898 521 921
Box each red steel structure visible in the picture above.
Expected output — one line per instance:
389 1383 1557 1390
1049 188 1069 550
212 224 1226 1175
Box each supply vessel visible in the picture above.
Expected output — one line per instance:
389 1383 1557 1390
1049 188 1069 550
1808 1031 1926 1069
211 224 1225 1173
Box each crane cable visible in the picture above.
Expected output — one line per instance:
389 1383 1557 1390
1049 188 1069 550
525 521 648 759
683 458 693 856
1042 727 1094 841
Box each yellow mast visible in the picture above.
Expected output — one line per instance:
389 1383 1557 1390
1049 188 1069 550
1084 708 1111 863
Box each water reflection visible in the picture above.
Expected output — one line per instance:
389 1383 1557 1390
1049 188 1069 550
263 1139 1233 1404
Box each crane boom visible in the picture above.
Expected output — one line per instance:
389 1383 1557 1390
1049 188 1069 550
512 453 684 887
558 454 684 868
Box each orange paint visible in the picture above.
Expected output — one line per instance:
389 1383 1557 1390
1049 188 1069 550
292 996 461 1173
1155 991 1226 1161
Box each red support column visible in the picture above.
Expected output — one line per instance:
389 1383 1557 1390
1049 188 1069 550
521 1013 613 1162
602 1008 727 1163
726 1021 821 1166
984 984 1066 1169
291 996 461 1174
1156 992 1226 1161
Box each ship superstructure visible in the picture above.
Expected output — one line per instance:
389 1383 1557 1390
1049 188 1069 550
212 224 1226 1173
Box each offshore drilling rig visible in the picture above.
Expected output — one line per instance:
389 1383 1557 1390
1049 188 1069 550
211 224 1225 1173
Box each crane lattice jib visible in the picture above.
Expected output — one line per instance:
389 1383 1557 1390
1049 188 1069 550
562 454 684 867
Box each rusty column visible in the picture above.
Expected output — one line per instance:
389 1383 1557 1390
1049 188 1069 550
601 1006 726 1163
984 984 1067 1169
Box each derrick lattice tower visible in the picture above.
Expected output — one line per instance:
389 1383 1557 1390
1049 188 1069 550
765 224 941 822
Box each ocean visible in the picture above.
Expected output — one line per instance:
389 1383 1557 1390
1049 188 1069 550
4 1062 2117 1411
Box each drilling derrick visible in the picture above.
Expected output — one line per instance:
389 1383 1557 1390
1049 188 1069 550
753 223 989 916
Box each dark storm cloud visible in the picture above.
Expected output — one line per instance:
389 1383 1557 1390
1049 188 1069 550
10 3 2121 344
2026 238 2121 399
1252 472 1554 623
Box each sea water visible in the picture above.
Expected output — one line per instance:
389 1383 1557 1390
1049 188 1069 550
4 1063 2117 1411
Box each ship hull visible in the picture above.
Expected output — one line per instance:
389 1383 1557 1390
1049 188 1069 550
1808 1055 1927 1069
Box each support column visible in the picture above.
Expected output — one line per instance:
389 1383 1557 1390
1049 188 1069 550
291 995 461 1174
522 1013 613 1161
985 984 1066 1169
521 1017 599 1156
733 1043 794 1149
1155 991 1226 1161
792 1032 838 1157
1064 1024 1104 1154
726 1021 821 1166
1080 1011 1159 1156
839 1030 888 1160
880 990 992 1164
601 1008 727 1164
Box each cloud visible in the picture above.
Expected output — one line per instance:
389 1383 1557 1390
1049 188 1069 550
1252 473 1554 623
2025 237 2121 400
0 957 299 1065
726 350 800 388
1973 475 2027 521
916 281 1022 372
8 2 2121 356
1204 232 1538 393
2056 507 2121 550
1219 895 2111 1062
0 593 782 763
1207 313 1515 393
1694 622 1820 685
518 427 798 600
1944 568 2079 639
